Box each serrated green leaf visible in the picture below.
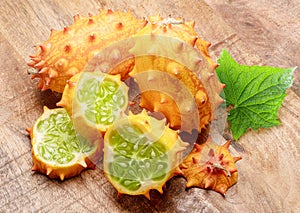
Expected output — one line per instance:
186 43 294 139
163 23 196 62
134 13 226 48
216 49 296 140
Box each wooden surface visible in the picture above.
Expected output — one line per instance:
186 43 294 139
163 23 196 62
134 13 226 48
205 0 300 96
0 0 299 212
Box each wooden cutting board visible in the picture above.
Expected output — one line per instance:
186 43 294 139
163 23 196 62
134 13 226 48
0 0 299 212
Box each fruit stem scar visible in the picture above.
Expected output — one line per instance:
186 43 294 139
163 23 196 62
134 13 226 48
213 163 231 177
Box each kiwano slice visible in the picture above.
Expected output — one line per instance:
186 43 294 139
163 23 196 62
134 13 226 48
103 110 188 199
179 137 242 195
57 72 129 137
27 107 102 180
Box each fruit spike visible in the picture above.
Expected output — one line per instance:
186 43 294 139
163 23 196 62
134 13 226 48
27 107 102 180
141 15 199 46
27 9 147 93
103 110 189 199
179 137 242 195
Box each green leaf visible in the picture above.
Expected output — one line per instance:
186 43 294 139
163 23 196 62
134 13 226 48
216 49 296 140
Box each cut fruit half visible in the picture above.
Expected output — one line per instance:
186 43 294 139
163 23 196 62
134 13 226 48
179 137 242 195
58 72 129 137
28 107 102 180
103 110 189 199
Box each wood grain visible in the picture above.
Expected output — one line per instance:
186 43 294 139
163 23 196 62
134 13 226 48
0 0 299 212
205 0 300 96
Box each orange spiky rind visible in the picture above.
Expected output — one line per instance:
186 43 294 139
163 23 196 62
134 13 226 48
27 9 147 93
29 107 102 180
82 34 137 81
129 34 212 132
131 15 223 125
179 136 242 195
144 15 199 46
194 37 225 120
58 72 129 137
103 110 189 199
131 68 204 134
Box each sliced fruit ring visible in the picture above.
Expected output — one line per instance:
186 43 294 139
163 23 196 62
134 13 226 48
58 72 129 137
103 110 189 199
27 107 102 180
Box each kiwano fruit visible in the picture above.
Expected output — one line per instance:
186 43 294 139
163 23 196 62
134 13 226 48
27 9 241 196
27 10 224 132
27 107 102 180
129 34 212 132
28 9 147 93
129 15 224 131
179 137 242 195
103 110 188 199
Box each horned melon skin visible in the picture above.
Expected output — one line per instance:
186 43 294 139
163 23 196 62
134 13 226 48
179 137 242 195
103 110 188 199
129 15 224 132
27 107 102 181
28 9 147 93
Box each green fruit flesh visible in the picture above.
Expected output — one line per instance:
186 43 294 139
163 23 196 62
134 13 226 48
75 72 128 127
35 109 94 165
106 122 169 191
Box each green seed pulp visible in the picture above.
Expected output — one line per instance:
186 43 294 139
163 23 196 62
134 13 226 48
76 75 127 126
108 124 169 191
36 110 93 165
